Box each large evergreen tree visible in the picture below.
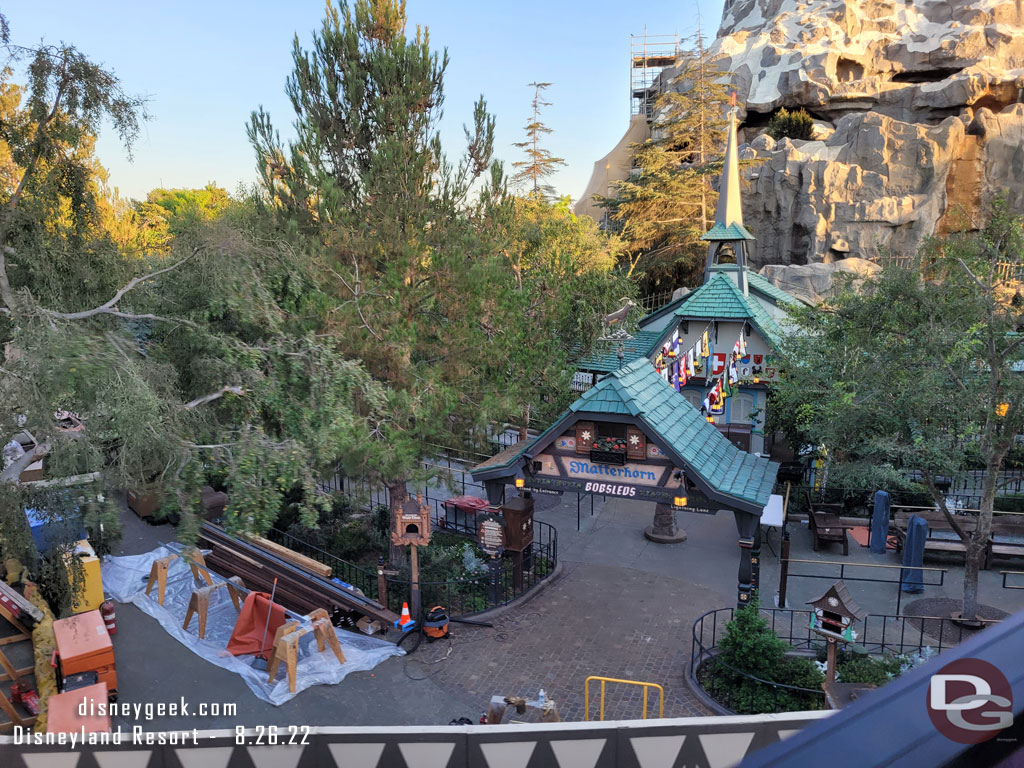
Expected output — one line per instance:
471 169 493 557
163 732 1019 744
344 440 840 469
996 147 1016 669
247 1 628 555
600 32 730 291
510 82 565 201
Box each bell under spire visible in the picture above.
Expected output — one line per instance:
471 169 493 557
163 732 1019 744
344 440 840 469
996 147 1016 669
702 99 755 294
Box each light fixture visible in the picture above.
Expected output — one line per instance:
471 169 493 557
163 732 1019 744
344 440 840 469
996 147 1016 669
706 415 715 423
753 376 760 384
674 496 688 508
996 402 1010 418
515 478 525 489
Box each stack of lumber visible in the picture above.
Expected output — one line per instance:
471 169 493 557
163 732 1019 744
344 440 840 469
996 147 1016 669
198 524 398 626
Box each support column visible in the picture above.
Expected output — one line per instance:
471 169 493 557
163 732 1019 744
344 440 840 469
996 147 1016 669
644 502 687 544
734 510 759 609
750 524 762 592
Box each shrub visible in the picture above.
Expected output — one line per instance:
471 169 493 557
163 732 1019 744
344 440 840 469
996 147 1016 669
767 108 814 141
704 599 825 714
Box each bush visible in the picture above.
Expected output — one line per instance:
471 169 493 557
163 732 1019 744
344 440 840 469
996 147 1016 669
767 108 814 141
704 599 825 714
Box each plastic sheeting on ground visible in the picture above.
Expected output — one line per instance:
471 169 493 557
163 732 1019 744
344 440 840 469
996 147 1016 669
101 544 403 705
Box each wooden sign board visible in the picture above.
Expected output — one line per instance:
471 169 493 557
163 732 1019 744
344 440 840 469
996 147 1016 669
477 514 505 557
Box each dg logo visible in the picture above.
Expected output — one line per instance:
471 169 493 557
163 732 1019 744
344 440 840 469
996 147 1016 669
927 658 1014 744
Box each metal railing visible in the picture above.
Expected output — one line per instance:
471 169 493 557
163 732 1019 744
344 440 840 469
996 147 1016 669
267 520 557 618
691 605 1003 713
690 607 827 714
782 557 947 616
1001 570 1024 590
584 676 664 721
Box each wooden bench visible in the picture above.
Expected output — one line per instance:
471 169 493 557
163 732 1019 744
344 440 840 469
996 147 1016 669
806 493 850 555
986 515 1024 569
892 509 981 563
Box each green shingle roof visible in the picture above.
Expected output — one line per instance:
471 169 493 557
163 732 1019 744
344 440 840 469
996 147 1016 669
471 358 778 511
701 222 756 242
709 265 800 307
571 359 778 509
674 272 785 347
575 329 670 374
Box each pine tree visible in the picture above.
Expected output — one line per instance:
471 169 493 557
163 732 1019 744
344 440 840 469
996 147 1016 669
599 32 730 291
511 82 565 200
248 2 614 566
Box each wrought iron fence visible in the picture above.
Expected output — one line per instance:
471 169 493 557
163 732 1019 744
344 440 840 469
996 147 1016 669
690 605 1002 714
637 290 675 315
266 520 557 618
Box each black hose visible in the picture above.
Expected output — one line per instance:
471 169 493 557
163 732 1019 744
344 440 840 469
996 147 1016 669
396 625 424 655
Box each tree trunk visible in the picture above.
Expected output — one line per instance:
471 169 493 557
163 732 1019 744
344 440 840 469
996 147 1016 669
518 405 531 442
644 502 687 543
961 536 982 622
386 479 408 567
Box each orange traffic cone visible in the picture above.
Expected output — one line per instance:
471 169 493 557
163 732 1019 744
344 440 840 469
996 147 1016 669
395 602 414 631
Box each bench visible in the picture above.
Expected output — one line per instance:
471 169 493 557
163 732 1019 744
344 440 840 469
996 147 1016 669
806 493 850 555
892 509 981 563
986 515 1024 569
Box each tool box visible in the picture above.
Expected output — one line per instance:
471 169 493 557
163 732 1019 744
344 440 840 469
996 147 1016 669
53 610 117 698
47 682 111 734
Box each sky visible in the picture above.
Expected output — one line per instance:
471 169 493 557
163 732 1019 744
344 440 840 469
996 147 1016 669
4 0 725 203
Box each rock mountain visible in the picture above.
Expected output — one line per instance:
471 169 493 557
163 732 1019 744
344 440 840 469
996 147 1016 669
699 0 1024 301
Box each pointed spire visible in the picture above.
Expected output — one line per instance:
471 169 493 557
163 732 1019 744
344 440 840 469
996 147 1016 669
713 106 743 230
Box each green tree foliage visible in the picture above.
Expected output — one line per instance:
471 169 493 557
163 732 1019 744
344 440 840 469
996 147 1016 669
247 0 627 550
494 194 632 434
771 202 1024 621
767 107 814 141
0 22 383 602
600 32 731 292
510 82 565 201
705 600 825 713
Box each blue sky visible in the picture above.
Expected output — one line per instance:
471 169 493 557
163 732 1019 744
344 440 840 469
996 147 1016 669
5 0 724 202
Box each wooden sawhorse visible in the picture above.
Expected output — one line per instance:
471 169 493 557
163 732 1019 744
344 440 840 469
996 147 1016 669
145 548 213 606
182 576 246 639
267 609 346 693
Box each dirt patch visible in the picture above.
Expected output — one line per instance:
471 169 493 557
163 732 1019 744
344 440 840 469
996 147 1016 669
902 598 1008 648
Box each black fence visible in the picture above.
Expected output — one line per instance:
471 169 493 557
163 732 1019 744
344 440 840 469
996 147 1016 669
690 605 1002 714
266 520 557 619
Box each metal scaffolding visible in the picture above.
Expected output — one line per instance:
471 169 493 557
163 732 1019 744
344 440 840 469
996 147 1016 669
630 30 680 119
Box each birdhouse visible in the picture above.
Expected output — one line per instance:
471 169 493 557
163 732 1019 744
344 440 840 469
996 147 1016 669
391 494 431 547
807 581 865 642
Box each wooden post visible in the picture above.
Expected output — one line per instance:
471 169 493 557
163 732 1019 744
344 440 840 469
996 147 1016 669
410 543 421 621
377 558 388 611
826 638 837 684
513 551 524 592
778 534 791 609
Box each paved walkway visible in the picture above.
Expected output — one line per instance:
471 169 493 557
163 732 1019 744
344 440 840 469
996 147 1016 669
103 488 1024 728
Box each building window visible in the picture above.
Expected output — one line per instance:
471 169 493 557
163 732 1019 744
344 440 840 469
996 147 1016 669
731 393 755 424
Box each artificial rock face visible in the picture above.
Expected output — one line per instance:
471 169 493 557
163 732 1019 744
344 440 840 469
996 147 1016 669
700 0 1024 279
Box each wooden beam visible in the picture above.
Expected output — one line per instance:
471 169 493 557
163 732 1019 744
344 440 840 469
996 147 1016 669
246 535 332 578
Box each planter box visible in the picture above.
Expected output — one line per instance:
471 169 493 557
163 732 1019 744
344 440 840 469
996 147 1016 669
126 490 161 519
589 449 626 466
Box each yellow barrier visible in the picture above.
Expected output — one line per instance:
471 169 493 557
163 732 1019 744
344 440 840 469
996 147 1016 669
584 676 664 721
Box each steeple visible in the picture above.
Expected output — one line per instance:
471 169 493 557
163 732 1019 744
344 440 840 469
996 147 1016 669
701 101 755 295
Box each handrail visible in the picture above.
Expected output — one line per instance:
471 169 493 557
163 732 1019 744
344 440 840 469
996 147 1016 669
584 676 665 721
784 558 947 572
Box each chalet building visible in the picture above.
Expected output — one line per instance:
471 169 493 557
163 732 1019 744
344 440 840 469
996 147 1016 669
576 107 806 458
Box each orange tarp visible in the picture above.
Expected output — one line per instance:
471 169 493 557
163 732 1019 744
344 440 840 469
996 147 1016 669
227 591 287 656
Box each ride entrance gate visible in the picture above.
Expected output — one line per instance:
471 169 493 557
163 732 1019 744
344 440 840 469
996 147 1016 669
472 359 780 608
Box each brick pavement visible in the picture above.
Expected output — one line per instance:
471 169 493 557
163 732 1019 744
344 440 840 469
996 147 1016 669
414 561 716 721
